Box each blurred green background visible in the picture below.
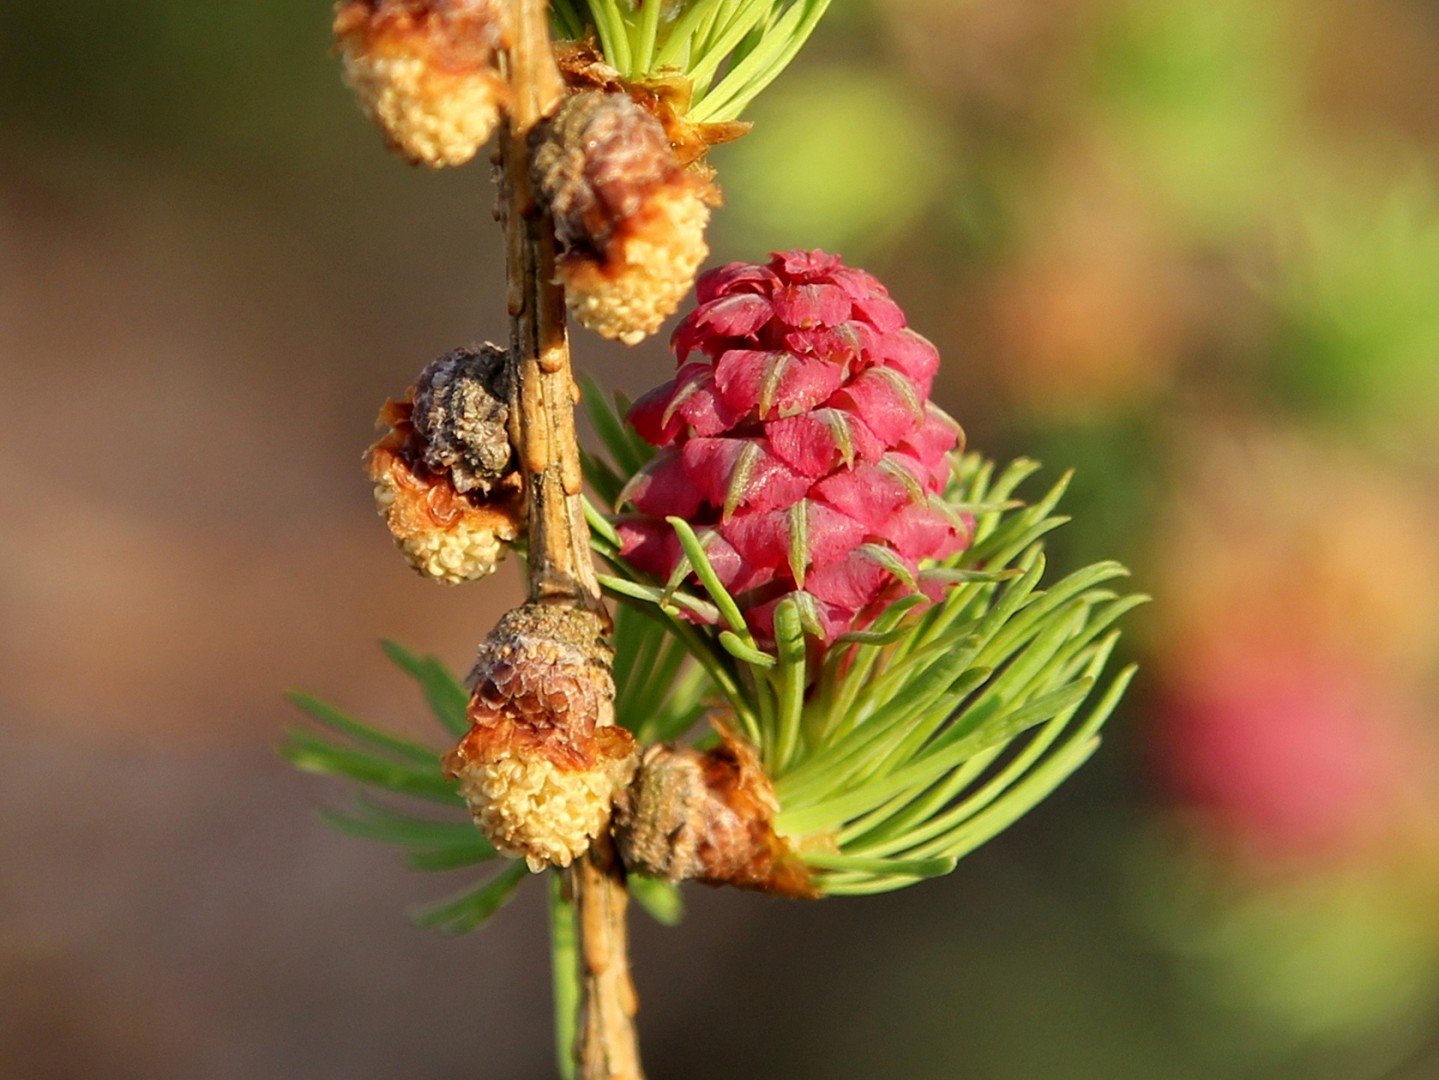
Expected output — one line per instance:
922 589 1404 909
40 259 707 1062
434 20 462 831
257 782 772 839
4 1 1439 1076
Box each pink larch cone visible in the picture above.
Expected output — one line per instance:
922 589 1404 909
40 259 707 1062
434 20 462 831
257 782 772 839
618 250 970 643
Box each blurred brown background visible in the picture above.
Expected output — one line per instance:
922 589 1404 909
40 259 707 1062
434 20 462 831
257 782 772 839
4 2 1439 1077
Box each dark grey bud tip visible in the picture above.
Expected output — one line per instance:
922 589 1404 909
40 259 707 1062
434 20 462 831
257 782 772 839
412 343 514 495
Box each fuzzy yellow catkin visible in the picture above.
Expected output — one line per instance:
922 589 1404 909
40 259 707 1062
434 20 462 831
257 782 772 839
455 750 633 872
445 605 636 871
370 467 513 582
532 91 714 344
561 185 711 345
365 345 522 583
334 0 508 168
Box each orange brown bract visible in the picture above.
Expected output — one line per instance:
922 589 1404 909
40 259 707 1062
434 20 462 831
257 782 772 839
334 0 509 167
615 725 819 899
552 43 752 168
531 89 719 344
445 605 638 872
366 395 522 583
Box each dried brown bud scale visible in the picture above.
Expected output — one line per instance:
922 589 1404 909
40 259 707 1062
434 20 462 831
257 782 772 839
446 605 636 871
614 728 818 898
410 344 513 495
365 345 522 583
531 90 715 345
334 0 508 168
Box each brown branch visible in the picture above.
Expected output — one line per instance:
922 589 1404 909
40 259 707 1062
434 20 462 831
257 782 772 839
499 2 643 1077
573 834 642 1080
501 0 596 608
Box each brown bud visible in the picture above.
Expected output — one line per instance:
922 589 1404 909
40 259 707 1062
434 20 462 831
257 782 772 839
445 605 637 871
365 345 522 583
334 0 508 168
410 344 513 496
551 42 752 168
531 90 716 345
614 726 818 898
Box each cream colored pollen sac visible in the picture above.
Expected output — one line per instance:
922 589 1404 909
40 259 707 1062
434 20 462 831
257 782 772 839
561 186 711 346
340 44 501 168
372 471 509 583
454 752 626 872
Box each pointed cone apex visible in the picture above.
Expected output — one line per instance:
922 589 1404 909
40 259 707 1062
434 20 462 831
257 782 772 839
532 91 715 344
334 0 509 168
618 251 970 644
787 500 810 587
445 605 636 871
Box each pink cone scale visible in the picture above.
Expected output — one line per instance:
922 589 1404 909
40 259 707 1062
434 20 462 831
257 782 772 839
618 251 970 644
